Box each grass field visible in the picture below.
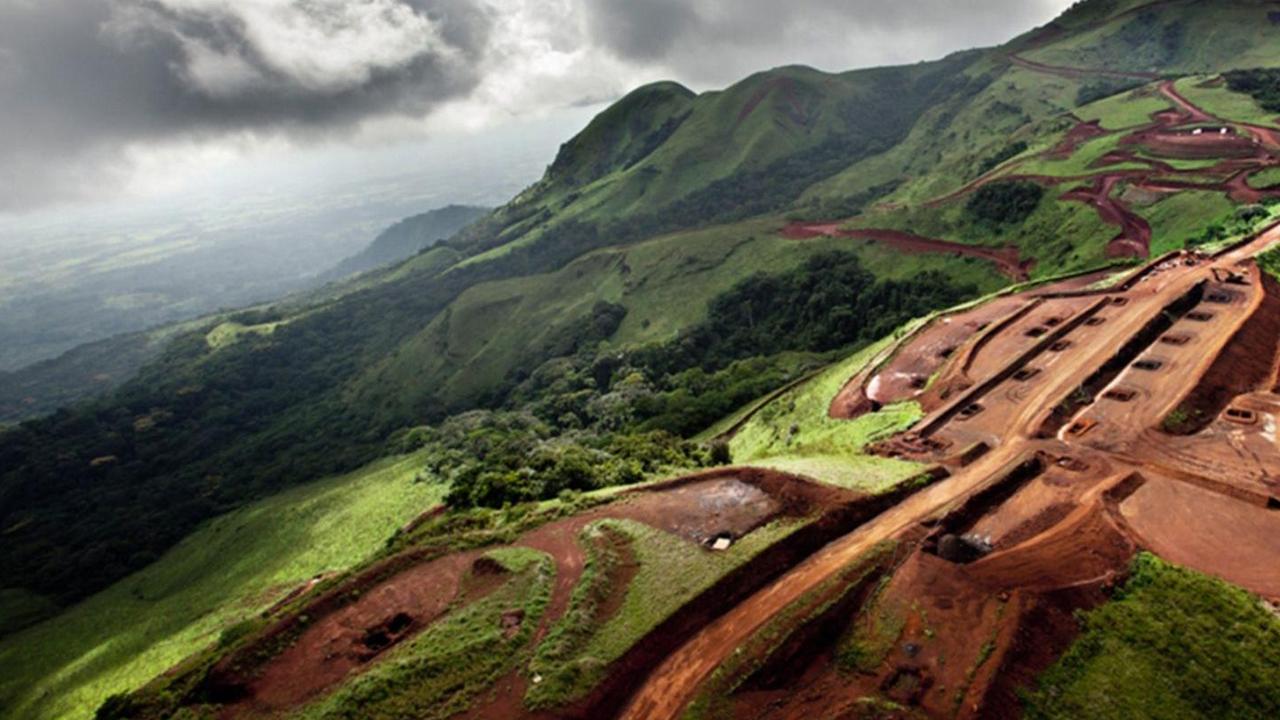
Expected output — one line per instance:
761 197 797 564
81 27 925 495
0 451 444 720
1076 87 1170 130
1014 133 1132 178
205 319 284 349
850 191 1116 279
1175 76 1280 129
1138 190 1240 256
1249 166 1280 189
1025 3 1280 75
353 218 1007 414
1024 553 1280 719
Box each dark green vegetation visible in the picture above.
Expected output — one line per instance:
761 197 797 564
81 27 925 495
977 141 1029 176
324 205 491 280
1187 204 1272 248
418 413 710 509
1075 78 1146 106
638 252 977 377
0 245 974 609
1224 67 1280 114
1024 553 1280 719
965 181 1046 225
1255 243 1280 280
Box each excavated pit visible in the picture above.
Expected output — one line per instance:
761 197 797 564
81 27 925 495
1036 282 1206 438
1164 271 1280 435
924 456 1047 564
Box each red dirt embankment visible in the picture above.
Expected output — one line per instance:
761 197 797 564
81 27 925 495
729 486 1136 720
1140 170 1280 205
454 467 868 720
562 471 945 720
782 223 1032 281
1046 119 1108 160
1059 175 1152 257
205 469 837 719
1162 269 1280 435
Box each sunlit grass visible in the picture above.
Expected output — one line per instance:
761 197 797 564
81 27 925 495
0 451 444 720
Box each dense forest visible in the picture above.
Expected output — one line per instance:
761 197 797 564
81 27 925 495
1225 67 1280 114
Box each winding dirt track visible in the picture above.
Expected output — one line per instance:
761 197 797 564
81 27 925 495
781 223 1032 280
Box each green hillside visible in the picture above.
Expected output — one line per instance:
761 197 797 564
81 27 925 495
325 205 491 280
4 0 1279 664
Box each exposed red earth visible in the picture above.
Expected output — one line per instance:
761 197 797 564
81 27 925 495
1044 118 1108 160
202 469 861 719
604 64 1280 720
902 77 1280 264
617 222 1280 719
1059 175 1152 257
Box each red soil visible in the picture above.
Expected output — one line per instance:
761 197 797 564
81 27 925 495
620 475 783 543
1120 477 1280 600
829 270 1117 423
1157 80 1216 125
1046 119 1108 160
1058 175 1152 257
223 552 479 716
1163 270 1280 434
727 489 1133 720
209 469 837 720
782 223 1032 281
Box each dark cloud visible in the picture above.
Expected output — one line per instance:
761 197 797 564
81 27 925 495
583 0 1071 81
0 0 493 210
584 0 699 61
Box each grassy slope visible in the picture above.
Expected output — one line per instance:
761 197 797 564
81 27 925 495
0 451 443 720
1077 86 1173 129
805 65 1084 208
1249 166 1280 188
1174 75 1280 127
16 3 1280 716
729 333 928 491
353 219 1007 412
1025 553 1280 719
1026 0 1280 75
1136 190 1239 255
848 191 1116 279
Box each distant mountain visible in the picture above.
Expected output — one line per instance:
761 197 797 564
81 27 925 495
324 205 491 280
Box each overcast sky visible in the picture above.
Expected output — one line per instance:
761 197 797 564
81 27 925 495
0 0 1077 215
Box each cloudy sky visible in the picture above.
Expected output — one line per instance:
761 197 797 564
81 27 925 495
0 0 1077 214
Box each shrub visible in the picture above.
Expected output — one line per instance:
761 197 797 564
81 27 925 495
966 181 1044 225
